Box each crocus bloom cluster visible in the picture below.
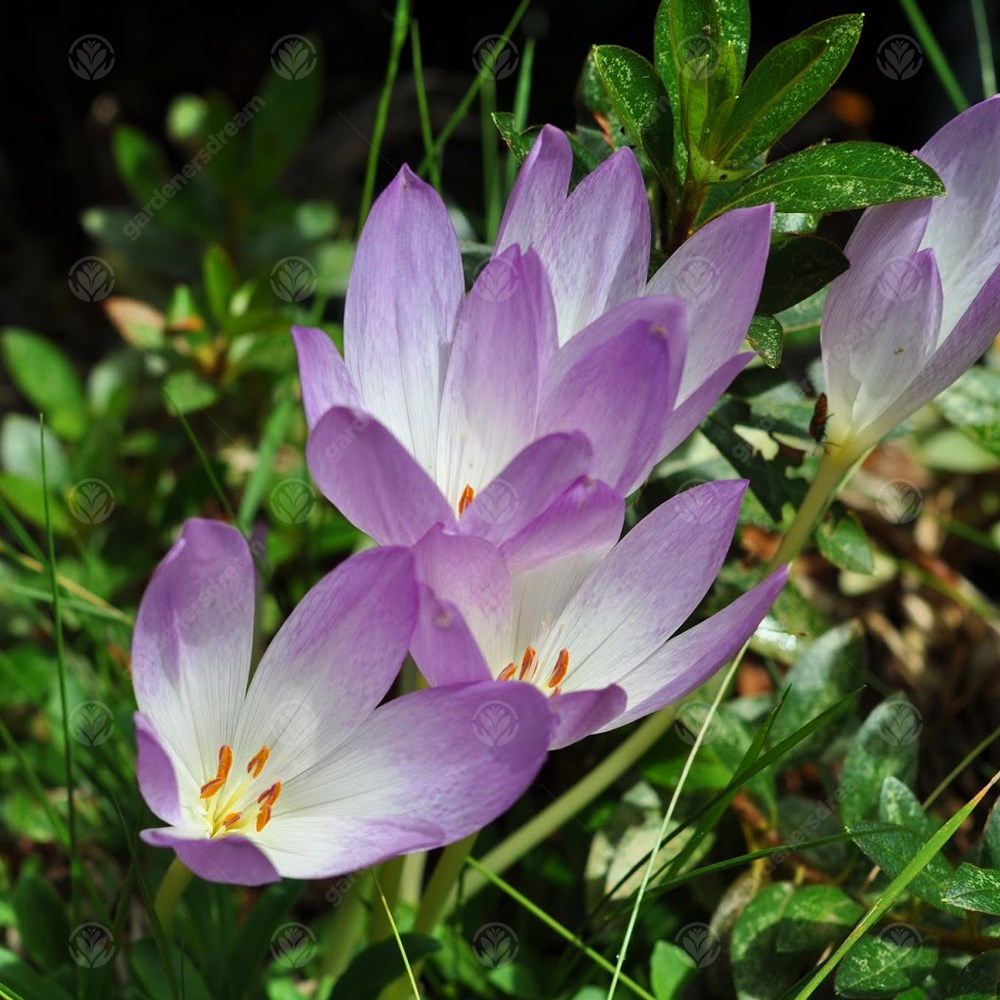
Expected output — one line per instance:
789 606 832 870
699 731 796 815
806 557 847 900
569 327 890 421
821 96 1000 460
294 129 773 549
410 481 787 748
133 520 551 884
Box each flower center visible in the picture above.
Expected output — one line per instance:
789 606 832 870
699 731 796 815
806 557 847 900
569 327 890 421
457 483 475 517
497 646 570 697
199 744 283 836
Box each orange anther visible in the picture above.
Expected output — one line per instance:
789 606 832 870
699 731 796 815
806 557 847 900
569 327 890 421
255 805 272 832
548 649 569 689
256 781 282 807
458 484 475 516
497 662 518 682
220 812 242 830
518 646 537 682
199 744 233 799
247 746 270 777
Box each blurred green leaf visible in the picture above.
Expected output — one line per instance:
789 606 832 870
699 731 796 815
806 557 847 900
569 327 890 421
834 926 937 999
840 699 920 826
746 315 783 367
650 940 697 998
775 885 863 953
730 882 798 999
0 947 72 1000
942 864 1000 916
1 329 87 441
12 873 70 970
935 368 1000 460
946 952 1000 998
711 142 945 216
131 938 213 1000
1 415 70 489
816 511 874 574
330 933 441 999
711 15 863 163
0 474 72 536
162 371 218 415
202 244 237 324
592 45 675 189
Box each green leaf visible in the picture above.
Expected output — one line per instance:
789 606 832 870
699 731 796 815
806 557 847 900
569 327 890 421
592 45 675 189
162 371 219 415
12 873 71 970
768 622 863 766
236 388 295 532
985 798 1000 868
330 934 441 1000
248 41 321 196
878 776 937 839
202 244 237 324
730 882 798 999
851 820 957 911
711 142 946 217
0 947 73 1000
746 315 783 367
650 940 697 998
1 329 87 441
712 15 863 163
942 863 1000 916
756 235 849 315
775 885 863 954
946 952 1000 999
816 510 874 573
492 111 537 162
935 368 1000 459
130 938 213 1000
840 698 920 826
835 925 937 998
0 474 73 537
1 415 70 489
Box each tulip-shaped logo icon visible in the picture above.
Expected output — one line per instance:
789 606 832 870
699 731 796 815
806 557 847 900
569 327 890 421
68 479 116 524
472 923 519 967
675 922 722 967
876 36 923 80
676 256 721 303
472 257 519 303
472 702 519 746
271 257 317 302
69 701 115 746
878 702 923 747
270 923 317 969
674 701 723 746
472 36 519 81
469 479 519 525
270 479 317 524
69 923 115 968
876 479 923 524
679 36 719 80
69 258 115 302
270 35 318 80
68 36 115 80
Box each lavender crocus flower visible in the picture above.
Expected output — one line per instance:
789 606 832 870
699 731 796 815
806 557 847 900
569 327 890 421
820 96 1000 460
132 520 551 885
409 480 787 749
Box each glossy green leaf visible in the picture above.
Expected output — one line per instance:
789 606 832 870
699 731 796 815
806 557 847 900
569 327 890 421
330 933 441 999
878 777 936 839
713 15 863 163
650 940 697 998
835 926 937 998
935 368 1000 459
592 45 675 188
492 111 537 162
840 698 920 826
985 798 1000 868
730 883 798 1000
756 235 848 315
711 142 945 217
816 510 874 574
768 621 863 765
942 863 1000 916
162 370 219 415
746 315 783 367
775 885 863 954
1 329 87 441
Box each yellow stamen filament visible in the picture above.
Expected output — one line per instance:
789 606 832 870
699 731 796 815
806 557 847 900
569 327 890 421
458 484 475 516
518 646 537 682
548 649 569 689
199 744 233 799
247 746 269 777
497 662 518 681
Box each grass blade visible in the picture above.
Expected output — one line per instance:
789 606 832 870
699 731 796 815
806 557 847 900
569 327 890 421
899 0 969 112
410 20 442 193
971 0 997 97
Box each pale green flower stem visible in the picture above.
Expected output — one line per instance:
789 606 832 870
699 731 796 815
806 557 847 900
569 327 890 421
154 857 193 941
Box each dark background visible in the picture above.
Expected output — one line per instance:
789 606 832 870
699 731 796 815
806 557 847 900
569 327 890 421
0 0 992 364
